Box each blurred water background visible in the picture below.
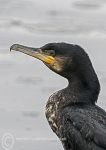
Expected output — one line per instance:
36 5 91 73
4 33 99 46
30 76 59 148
0 0 106 150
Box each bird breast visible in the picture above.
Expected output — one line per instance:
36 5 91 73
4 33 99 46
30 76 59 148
45 92 60 134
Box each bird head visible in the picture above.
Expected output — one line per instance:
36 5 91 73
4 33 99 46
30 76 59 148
10 43 89 79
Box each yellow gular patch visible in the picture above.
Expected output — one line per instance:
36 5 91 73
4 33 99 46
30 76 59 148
44 56 55 64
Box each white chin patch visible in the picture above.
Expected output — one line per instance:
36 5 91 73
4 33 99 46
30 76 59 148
52 62 63 72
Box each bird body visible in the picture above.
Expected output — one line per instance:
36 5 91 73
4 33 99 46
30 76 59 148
46 87 106 150
10 42 106 150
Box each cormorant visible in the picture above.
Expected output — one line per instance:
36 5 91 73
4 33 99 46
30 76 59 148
10 43 106 150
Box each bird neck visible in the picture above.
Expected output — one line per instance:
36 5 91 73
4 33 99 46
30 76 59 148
65 69 100 104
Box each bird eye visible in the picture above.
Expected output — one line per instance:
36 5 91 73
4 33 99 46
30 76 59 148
43 50 55 56
49 50 55 56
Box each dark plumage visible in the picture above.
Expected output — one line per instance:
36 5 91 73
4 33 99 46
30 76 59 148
10 42 106 150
